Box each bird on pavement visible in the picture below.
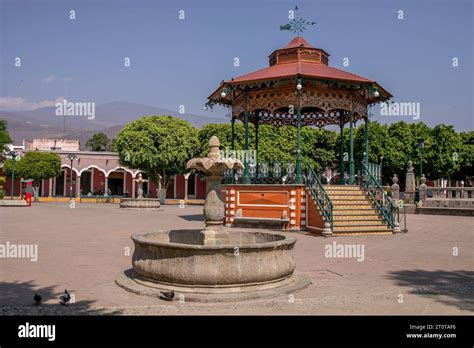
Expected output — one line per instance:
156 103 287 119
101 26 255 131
59 289 71 305
159 291 175 301
33 294 42 305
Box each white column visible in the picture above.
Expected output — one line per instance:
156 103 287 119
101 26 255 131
76 175 81 197
41 179 45 197
48 178 53 197
105 176 109 195
90 168 94 194
53 176 56 196
131 175 136 198
184 173 190 200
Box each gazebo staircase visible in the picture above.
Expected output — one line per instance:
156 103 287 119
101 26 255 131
324 185 392 235
305 163 396 235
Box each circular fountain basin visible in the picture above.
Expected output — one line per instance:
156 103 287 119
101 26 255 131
116 229 311 301
119 198 162 209
132 229 295 287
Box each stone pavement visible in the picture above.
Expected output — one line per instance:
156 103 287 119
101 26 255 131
0 203 473 315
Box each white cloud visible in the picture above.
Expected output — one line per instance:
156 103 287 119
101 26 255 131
42 74 56 84
0 96 65 111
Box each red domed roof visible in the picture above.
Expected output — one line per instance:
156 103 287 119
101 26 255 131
284 36 315 48
209 36 392 102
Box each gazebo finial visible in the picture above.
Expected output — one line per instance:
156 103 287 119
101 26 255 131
280 5 316 36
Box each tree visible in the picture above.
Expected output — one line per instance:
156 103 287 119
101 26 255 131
0 119 12 150
198 123 337 172
2 152 61 201
457 131 474 181
86 133 111 151
114 116 199 200
429 124 463 180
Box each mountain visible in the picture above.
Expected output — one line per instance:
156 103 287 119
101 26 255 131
0 101 227 148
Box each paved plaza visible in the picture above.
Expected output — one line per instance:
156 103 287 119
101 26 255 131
0 203 473 315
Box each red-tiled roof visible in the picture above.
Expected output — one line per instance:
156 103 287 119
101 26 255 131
284 36 314 48
230 61 373 84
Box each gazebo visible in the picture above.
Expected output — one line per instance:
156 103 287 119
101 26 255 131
207 32 397 235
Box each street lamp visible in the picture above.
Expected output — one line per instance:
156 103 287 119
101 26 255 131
8 150 18 200
66 153 77 199
295 78 303 184
418 139 424 180
380 156 384 184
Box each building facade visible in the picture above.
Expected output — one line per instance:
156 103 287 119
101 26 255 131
1 139 206 200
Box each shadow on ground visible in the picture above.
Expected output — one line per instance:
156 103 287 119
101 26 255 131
0 280 123 315
178 214 204 222
387 269 474 312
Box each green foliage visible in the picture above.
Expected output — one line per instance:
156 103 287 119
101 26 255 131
2 152 61 188
86 132 112 151
198 123 337 171
199 120 472 184
0 119 12 150
115 115 199 188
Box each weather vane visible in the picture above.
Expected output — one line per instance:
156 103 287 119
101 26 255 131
280 6 316 35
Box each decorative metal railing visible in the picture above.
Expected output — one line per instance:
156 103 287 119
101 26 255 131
361 161 396 229
305 163 333 229
223 161 298 185
366 161 382 185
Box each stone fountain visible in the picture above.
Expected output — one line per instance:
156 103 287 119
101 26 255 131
119 173 162 209
116 136 310 301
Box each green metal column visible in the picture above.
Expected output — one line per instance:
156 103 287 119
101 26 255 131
243 111 250 184
230 117 236 183
338 116 345 185
255 119 259 178
295 88 302 184
231 117 235 152
349 110 355 185
364 117 369 165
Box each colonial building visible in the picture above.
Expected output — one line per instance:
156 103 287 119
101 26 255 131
1 138 206 200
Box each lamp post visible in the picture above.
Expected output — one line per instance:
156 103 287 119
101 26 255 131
67 153 77 199
295 78 303 184
8 150 18 200
380 156 384 184
418 139 424 182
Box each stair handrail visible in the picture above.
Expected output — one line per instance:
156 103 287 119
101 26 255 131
361 161 396 229
304 162 333 229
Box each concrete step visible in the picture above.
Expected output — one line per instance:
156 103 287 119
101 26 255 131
333 208 379 214
332 204 374 209
328 194 367 199
333 225 392 233
333 220 385 226
333 214 381 221
331 199 371 205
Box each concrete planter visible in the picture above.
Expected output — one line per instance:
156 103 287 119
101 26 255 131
120 198 161 209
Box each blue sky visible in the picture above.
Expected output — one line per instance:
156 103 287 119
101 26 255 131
0 0 472 130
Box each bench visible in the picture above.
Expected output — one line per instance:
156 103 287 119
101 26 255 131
233 209 289 229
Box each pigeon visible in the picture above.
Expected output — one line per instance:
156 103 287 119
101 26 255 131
59 289 71 305
33 294 42 305
159 291 175 301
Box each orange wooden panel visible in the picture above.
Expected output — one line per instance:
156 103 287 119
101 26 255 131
238 191 288 206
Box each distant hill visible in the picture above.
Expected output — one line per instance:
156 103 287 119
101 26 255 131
0 101 227 149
